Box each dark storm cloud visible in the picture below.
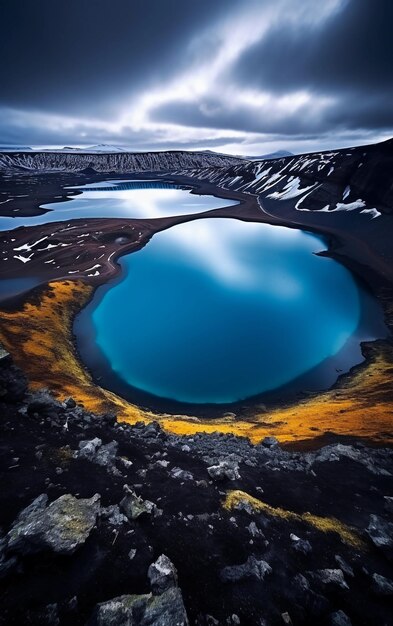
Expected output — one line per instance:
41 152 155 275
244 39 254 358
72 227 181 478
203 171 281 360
0 106 243 152
0 0 241 116
151 0 393 142
150 98 328 135
231 0 393 94
228 0 393 131
0 0 392 152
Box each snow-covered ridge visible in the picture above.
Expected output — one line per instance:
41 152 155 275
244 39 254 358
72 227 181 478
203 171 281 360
0 150 244 173
174 139 393 220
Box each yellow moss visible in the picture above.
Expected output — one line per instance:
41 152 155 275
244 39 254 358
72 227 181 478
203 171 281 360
223 490 364 549
0 280 148 422
0 279 392 445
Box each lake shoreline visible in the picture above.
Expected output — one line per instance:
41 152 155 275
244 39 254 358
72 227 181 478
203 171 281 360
72 224 388 418
0 171 392 445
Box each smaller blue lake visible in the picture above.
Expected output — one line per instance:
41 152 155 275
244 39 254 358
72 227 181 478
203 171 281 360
0 180 237 231
75 218 387 407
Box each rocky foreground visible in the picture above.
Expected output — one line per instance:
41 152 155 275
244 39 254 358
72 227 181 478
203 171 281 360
1 353 393 626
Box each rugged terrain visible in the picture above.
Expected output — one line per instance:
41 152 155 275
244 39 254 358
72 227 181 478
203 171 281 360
1 352 393 626
0 141 393 624
0 149 243 174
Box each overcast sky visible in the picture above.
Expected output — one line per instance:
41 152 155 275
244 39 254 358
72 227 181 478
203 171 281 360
0 0 392 155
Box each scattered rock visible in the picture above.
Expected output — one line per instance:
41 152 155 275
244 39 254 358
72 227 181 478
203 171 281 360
261 436 279 448
248 521 264 538
207 460 240 481
7 493 100 555
310 444 392 476
371 572 393 596
220 556 272 583
334 555 354 578
35 603 59 626
366 514 393 556
384 496 393 514
120 486 157 520
290 533 312 555
148 554 178 594
100 505 128 527
291 574 329 618
307 569 349 591
88 587 188 625
170 467 194 481
77 438 120 473
328 610 352 626
27 390 63 418
78 438 102 459
63 397 76 409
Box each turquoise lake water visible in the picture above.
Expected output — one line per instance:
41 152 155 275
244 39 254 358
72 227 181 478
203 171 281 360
79 217 385 406
0 180 237 231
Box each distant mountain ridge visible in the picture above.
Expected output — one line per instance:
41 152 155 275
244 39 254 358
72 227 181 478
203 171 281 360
0 149 244 173
246 150 294 160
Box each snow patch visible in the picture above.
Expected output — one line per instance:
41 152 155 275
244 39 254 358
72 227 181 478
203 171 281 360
361 208 381 219
14 253 33 263
268 177 317 200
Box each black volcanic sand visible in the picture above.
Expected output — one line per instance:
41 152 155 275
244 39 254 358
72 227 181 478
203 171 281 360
1 356 393 626
0 170 95 218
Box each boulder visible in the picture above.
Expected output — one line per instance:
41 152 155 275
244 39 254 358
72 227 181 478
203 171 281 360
78 438 102 459
120 486 156 520
27 390 63 418
248 521 264 538
100 505 128 527
261 436 279 448
170 467 194 481
77 438 120 474
148 554 178 594
290 533 312 555
310 444 391 476
7 493 100 555
334 555 354 578
140 421 165 440
88 587 188 625
307 569 349 591
328 610 352 626
220 556 272 583
384 496 393 514
63 396 76 409
366 515 393 556
291 574 329 618
207 460 240 482
371 573 393 596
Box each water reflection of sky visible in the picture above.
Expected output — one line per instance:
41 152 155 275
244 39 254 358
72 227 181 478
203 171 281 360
159 218 320 297
90 218 366 404
0 180 237 231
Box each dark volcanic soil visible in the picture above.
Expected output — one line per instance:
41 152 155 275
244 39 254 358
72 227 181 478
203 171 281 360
1 354 393 626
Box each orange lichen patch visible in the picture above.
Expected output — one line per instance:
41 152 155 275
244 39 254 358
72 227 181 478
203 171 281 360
0 280 147 422
0 280 392 445
223 490 365 549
